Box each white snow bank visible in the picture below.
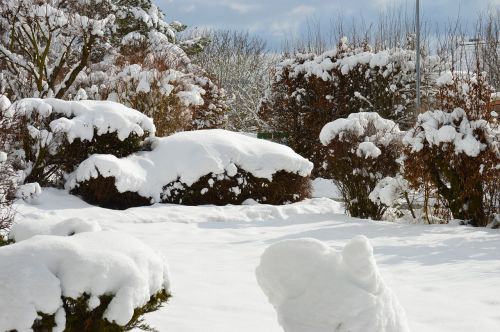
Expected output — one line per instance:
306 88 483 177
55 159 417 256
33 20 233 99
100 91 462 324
67 129 313 202
0 231 170 331
256 236 410 332
16 182 42 203
311 178 341 200
12 98 155 142
10 217 101 242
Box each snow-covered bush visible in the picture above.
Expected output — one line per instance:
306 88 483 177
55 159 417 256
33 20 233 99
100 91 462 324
320 112 402 220
9 98 154 186
0 0 227 136
259 38 437 174
94 37 228 136
68 129 313 209
0 221 170 331
403 71 499 226
256 236 410 332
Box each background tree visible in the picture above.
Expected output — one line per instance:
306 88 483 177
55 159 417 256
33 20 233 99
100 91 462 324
188 29 275 132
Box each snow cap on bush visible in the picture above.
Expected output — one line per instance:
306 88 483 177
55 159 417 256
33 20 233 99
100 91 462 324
13 98 156 142
403 108 497 157
256 236 410 332
320 112 400 147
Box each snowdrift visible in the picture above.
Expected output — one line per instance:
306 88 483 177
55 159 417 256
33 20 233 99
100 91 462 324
68 129 313 208
256 236 410 332
0 219 170 331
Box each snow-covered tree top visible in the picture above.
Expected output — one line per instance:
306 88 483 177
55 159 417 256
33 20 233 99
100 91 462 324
67 129 313 202
274 44 441 83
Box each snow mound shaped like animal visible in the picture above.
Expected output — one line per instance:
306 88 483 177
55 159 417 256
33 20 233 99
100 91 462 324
67 129 314 203
256 236 410 332
0 226 170 332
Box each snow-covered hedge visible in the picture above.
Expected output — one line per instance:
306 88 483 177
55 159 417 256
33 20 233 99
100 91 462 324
259 39 441 175
256 236 410 332
0 219 170 331
320 112 402 219
9 98 155 186
68 129 313 208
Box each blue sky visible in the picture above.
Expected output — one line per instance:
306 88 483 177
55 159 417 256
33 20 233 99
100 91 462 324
158 0 500 49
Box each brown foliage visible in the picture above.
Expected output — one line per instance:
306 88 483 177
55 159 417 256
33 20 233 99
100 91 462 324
323 122 401 220
403 72 499 226
73 169 311 210
71 177 150 210
259 44 415 176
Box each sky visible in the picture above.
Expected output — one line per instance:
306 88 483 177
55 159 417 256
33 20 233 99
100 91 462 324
157 0 500 49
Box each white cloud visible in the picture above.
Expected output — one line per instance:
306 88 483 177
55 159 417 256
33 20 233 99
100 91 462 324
270 21 296 37
291 5 316 16
227 3 257 14
180 4 197 13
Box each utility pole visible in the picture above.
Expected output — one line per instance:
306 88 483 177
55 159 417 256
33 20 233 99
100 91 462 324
415 0 421 117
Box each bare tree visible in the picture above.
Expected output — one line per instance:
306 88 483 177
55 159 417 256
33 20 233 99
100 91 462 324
188 29 277 132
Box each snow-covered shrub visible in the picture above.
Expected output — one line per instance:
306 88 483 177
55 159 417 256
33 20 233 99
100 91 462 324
10 98 154 186
256 236 410 332
68 129 313 209
320 112 402 219
96 39 228 137
260 38 437 174
0 224 170 331
403 71 499 226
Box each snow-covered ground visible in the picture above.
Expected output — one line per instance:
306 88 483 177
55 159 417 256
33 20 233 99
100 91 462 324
13 188 500 332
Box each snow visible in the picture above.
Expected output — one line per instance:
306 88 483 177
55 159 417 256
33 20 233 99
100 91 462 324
0 151 6 163
0 223 170 331
256 236 410 332
0 95 11 113
12 98 155 142
320 112 400 146
280 47 416 83
311 178 342 200
16 182 42 203
356 141 382 158
369 176 409 207
10 188 500 332
436 71 454 86
403 108 494 157
10 217 101 242
67 129 313 202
